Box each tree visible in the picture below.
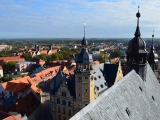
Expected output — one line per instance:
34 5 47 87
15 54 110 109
51 53 59 61
97 53 109 63
110 50 122 58
0 50 11 57
21 53 32 61
3 61 16 73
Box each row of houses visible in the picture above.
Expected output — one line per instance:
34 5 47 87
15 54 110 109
0 65 60 120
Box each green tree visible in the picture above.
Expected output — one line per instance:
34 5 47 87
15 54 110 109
51 53 59 61
21 53 32 61
97 53 109 63
0 50 11 57
3 61 16 73
0 76 12 82
110 50 122 58
34 54 48 61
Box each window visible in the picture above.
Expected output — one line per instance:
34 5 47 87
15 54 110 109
57 98 60 104
68 110 71 116
58 107 60 113
62 100 66 106
62 92 64 96
79 93 80 96
68 101 71 107
86 89 87 92
59 114 61 120
63 108 66 114
85 76 88 79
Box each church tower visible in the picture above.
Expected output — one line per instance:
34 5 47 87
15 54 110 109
75 22 95 108
148 31 159 71
126 7 148 80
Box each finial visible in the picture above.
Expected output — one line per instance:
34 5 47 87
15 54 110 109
151 31 154 50
152 31 154 38
134 6 141 37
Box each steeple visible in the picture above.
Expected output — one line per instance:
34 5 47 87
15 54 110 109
126 6 148 80
134 6 141 37
76 22 93 64
148 31 159 71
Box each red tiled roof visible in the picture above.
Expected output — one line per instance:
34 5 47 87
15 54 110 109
2 82 30 93
0 56 25 63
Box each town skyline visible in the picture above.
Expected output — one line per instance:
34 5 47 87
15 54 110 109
0 0 160 38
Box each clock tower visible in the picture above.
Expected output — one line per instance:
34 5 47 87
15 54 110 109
75 22 95 109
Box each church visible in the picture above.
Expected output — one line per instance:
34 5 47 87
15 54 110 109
51 8 160 120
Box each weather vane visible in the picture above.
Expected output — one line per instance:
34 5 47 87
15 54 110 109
152 31 154 38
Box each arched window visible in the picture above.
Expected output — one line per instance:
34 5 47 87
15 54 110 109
68 110 71 116
57 98 60 104
62 100 66 106
68 101 71 107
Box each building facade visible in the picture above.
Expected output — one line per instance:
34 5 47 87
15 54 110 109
50 24 123 120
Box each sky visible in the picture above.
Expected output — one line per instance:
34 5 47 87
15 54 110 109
0 0 160 38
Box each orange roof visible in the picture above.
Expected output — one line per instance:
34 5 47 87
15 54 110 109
3 115 22 120
0 56 25 63
52 49 57 54
2 82 31 93
40 50 47 54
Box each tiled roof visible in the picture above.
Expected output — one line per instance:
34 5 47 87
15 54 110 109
9 92 40 117
70 64 160 120
3 115 22 120
2 82 30 93
0 56 25 63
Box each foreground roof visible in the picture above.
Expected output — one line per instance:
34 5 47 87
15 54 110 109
70 63 160 120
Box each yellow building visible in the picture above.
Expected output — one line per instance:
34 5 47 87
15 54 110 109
50 26 123 120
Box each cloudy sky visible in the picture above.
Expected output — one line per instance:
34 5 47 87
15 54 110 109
0 0 160 38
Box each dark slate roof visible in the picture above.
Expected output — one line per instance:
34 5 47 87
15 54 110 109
103 63 119 86
93 63 108 95
70 63 160 120
50 70 63 95
76 48 93 64
66 75 76 99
